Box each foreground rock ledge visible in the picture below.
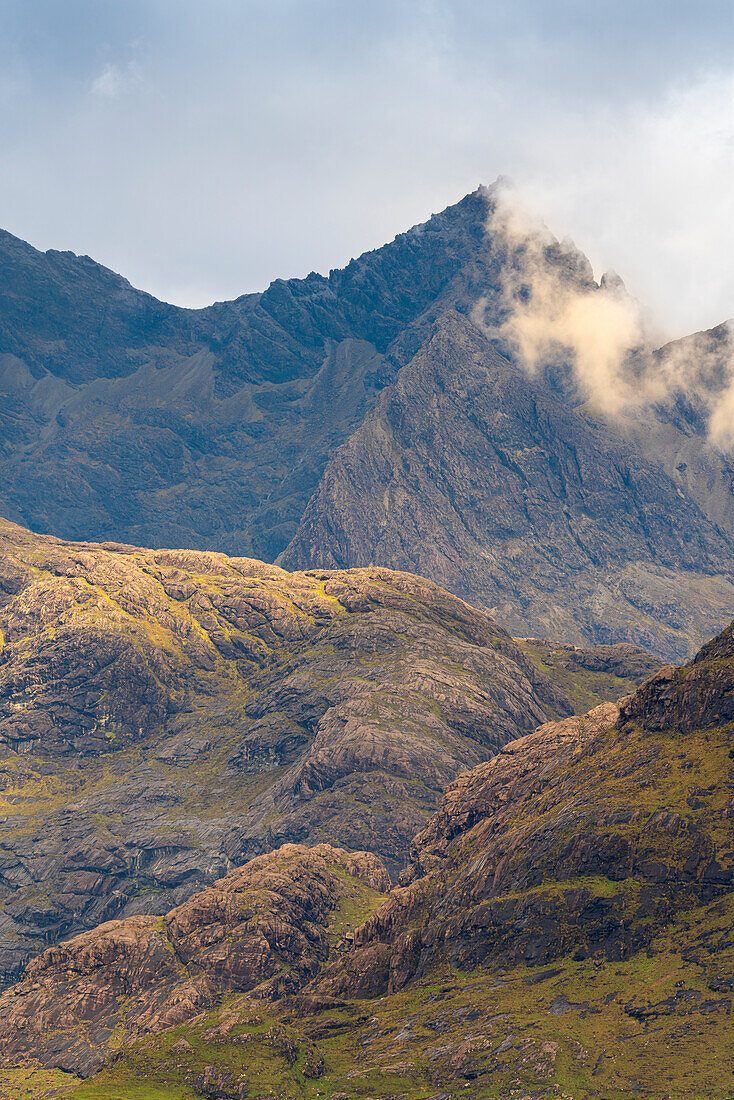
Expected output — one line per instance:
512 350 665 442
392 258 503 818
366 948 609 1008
0 843 389 1076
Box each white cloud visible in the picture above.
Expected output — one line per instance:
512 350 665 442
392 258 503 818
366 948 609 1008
709 371 734 450
478 187 734 450
90 61 144 100
512 70 734 338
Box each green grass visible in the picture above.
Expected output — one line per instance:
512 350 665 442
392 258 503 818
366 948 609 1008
326 867 387 943
34 887 730 1100
0 1065 77 1100
519 640 643 713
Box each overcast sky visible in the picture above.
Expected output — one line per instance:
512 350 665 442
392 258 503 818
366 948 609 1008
2 0 733 336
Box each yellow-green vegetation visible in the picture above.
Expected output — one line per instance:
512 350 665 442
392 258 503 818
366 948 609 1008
326 866 387 944
41 889 734 1100
0 1065 76 1100
0 519 572 985
519 640 649 714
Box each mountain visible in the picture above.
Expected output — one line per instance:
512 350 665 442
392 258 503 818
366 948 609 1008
281 310 734 659
0 191 491 561
2 616 732 1098
0 842 391 1076
0 517 589 985
1 186 733 656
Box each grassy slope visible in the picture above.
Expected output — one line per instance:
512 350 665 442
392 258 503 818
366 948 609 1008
56 892 734 1100
13 703 733 1098
518 640 647 714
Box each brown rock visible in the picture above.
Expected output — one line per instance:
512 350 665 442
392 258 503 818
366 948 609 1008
0 842 388 1075
320 624 734 996
0 517 569 982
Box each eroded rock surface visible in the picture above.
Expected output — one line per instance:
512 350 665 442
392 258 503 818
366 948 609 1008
282 311 734 660
321 619 734 997
0 843 389 1075
620 621 734 731
0 518 567 982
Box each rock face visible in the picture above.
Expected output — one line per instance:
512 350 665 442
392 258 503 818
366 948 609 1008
3 620 734 1099
282 311 734 660
620 620 734 731
321 617 734 997
0 517 568 983
1 189 733 656
0 843 389 1075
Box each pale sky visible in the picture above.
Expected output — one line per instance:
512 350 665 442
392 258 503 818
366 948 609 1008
2 0 733 337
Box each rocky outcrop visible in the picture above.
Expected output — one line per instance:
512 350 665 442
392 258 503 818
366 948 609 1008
0 843 389 1075
282 311 734 660
620 620 734 731
0 518 568 982
321 619 734 998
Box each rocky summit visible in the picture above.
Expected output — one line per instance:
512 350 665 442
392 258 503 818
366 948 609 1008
0 843 390 1076
281 309 734 659
1 615 732 1099
1 187 733 656
0 517 596 986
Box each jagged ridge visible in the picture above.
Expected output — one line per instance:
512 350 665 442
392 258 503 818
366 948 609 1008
1 190 733 656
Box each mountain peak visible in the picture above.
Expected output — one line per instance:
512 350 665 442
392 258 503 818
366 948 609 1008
0 192 732 658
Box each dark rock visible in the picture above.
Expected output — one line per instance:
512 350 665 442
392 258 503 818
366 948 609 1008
620 622 734 732
282 311 734 660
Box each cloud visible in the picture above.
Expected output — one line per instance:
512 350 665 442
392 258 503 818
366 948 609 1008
480 186 734 448
513 69 734 336
90 61 145 100
709 372 734 450
479 186 652 415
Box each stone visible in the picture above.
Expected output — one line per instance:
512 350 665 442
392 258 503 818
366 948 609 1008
0 518 569 982
0 842 388 1074
317 622 734 998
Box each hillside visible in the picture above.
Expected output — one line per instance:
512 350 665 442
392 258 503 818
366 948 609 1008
0 517 580 984
281 310 734 658
1 189 733 656
515 636 661 713
1 615 732 1098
